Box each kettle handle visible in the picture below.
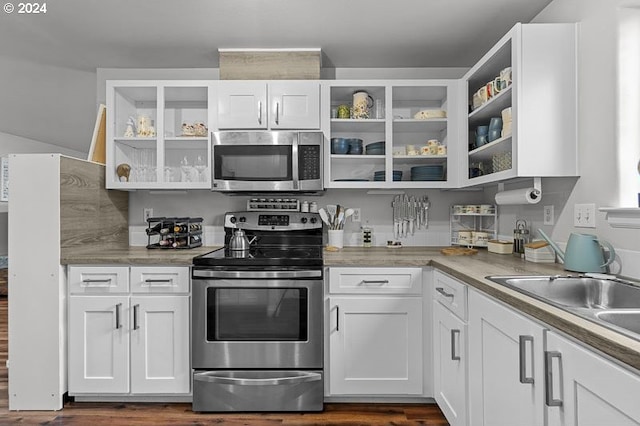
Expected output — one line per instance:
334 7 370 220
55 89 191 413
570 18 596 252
598 239 616 268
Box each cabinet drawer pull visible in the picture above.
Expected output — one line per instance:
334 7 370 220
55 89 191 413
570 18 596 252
436 287 455 298
115 303 122 329
451 329 461 361
360 280 389 286
82 278 112 283
133 304 140 330
144 278 173 283
545 351 563 407
519 335 535 384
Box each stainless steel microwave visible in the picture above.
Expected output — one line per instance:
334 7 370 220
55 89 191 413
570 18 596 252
211 131 324 192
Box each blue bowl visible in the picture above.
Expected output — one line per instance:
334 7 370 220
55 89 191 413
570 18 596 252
331 138 350 154
345 138 363 154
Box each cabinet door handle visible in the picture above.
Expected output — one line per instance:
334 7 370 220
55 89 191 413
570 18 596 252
519 335 535 384
133 304 140 330
361 280 389 286
451 329 461 361
257 101 262 125
436 287 454 298
336 305 340 331
545 351 563 407
115 303 122 329
275 102 280 125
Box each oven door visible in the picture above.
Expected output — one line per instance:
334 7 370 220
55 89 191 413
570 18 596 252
192 269 323 369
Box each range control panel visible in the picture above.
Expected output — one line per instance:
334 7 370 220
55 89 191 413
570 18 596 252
225 211 321 230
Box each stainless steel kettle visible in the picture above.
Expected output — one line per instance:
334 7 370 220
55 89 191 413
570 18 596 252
228 229 257 251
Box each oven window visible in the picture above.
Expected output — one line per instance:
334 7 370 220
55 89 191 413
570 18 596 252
207 288 308 341
214 145 292 181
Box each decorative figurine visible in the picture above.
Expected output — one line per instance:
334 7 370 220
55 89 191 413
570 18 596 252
136 114 156 137
116 163 131 182
123 116 136 137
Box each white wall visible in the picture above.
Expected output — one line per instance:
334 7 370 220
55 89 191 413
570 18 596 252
0 56 96 155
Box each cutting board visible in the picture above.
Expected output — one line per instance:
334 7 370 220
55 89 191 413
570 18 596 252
440 247 479 256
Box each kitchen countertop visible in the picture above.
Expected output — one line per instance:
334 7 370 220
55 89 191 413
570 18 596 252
61 245 217 265
325 246 640 373
60 244 640 372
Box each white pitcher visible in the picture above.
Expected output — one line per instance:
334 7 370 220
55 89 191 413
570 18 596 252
352 91 374 119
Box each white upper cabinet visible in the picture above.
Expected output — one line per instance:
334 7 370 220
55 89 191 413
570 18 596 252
217 81 320 130
461 23 578 186
323 80 458 189
106 80 212 190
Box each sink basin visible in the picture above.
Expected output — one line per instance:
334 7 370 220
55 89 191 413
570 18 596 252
596 311 640 335
486 275 640 341
486 276 640 309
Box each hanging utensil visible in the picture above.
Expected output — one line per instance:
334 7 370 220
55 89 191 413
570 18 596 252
409 196 416 235
424 196 430 228
392 195 399 239
403 195 409 237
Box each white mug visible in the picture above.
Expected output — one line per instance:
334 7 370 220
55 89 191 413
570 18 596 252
500 67 512 87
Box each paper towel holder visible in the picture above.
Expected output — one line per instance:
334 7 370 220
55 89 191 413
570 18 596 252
495 177 542 205
497 177 541 194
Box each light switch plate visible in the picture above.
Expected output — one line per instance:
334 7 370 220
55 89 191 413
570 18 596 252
574 203 596 228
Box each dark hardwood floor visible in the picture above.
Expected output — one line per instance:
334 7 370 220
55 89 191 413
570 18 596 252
0 297 449 425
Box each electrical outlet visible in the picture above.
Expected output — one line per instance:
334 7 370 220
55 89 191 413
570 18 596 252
543 205 554 225
351 208 361 223
574 203 596 228
143 208 154 222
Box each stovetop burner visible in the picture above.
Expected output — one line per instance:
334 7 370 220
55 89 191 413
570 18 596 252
193 211 324 269
193 245 323 268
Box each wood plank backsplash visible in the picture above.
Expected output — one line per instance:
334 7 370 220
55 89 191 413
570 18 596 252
60 157 128 251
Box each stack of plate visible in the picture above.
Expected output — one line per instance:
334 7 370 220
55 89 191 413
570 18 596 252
365 141 385 155
374 170 402 181
410 165 444 181
345 138 363 155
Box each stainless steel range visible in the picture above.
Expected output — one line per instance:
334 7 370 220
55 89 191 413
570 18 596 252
191 211 323 412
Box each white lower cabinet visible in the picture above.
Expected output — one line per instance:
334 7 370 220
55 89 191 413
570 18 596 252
468 289 546 426
432 271 468 426
327 267 423 396
68 266 190 396
69 296 130 393
546 331 640 425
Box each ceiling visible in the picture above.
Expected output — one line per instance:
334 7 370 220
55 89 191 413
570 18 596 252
0 0 553 153
0 0 553 70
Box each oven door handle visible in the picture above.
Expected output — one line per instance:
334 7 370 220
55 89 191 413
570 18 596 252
192 269 322 279
193 371 322 386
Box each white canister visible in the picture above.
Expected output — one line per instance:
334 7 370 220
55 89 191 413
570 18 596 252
458 230 472 245
328 230 344 249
